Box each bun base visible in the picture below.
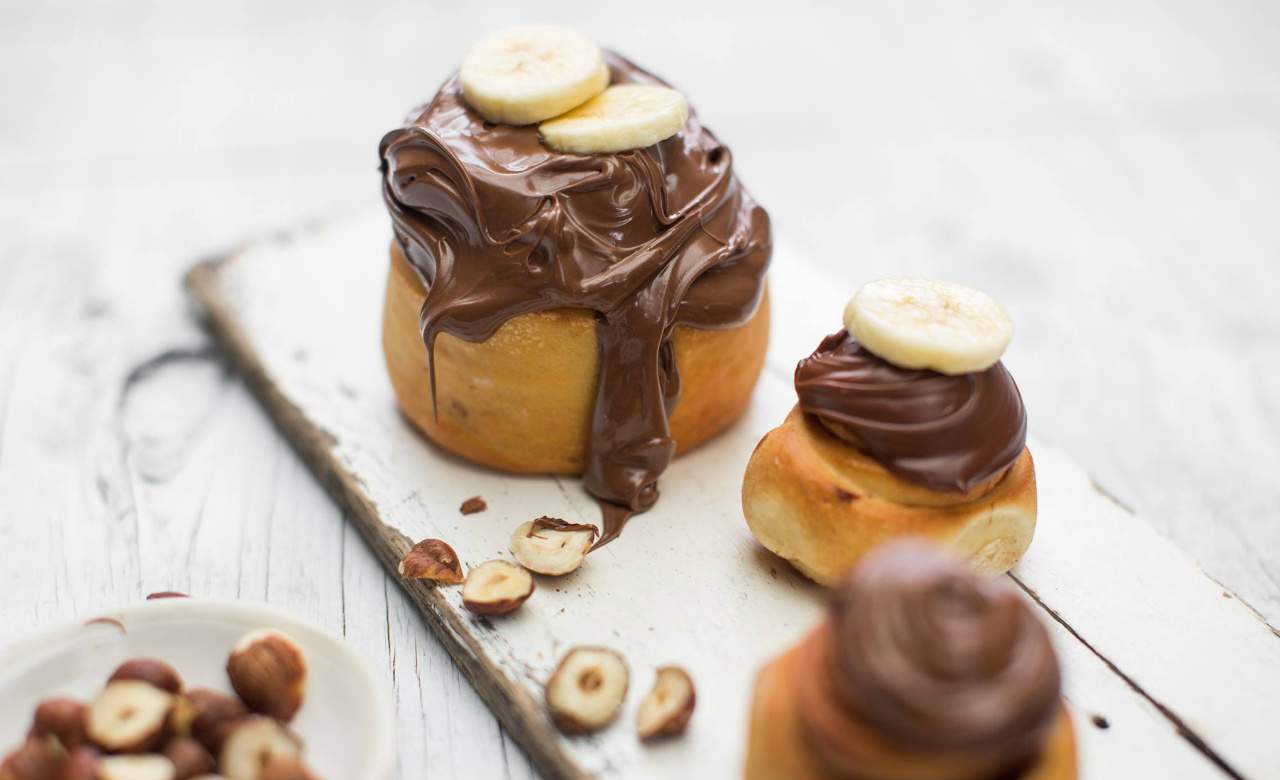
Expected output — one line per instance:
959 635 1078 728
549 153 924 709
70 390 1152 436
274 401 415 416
382 243 770 474
742 407 1037 585
745 643 1077 780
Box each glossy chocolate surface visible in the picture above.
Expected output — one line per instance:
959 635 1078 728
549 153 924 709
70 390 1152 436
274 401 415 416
795 330 1026 492
798 541 1061 779
380 53 769 544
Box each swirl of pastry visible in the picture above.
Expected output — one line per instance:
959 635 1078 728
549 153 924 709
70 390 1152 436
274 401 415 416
794 330 1026 493
795 541 1061 780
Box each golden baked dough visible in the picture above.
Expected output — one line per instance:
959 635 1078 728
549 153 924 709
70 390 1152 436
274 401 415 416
742 407 1036 585
744 641 1077 780
383 243 770 474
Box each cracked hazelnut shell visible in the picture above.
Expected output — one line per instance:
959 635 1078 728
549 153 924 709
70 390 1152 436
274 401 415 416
397 539 464 585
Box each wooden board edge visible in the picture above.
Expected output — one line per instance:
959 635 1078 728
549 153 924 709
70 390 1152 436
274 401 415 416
183 255 592 780
1087 478 1280 641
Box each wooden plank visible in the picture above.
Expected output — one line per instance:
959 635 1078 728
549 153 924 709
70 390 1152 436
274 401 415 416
186 212 1277 778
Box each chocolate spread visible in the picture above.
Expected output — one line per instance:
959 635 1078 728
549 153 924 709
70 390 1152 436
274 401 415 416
794 330 1026 492
379 53 770 545
796 541 1061 779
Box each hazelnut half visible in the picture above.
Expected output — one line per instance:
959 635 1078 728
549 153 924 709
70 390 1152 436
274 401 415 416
96 755 177 780
109 658 184 694
86 681 174 753
59 746 103 780
30 697 88 749
397 539 464 585
545 647 629 734
226 630 307 723
218 718 301 780
161 737 215 780
509 518 598 576
461 560 534 616
170 689 247 754
636 666 696 741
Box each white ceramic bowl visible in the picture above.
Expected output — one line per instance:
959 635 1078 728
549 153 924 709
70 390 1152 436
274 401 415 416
0 599 395 779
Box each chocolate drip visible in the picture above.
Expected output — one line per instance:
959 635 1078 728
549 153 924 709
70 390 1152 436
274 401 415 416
794 330 1026 492
380 53 770 542
798 541 1061 780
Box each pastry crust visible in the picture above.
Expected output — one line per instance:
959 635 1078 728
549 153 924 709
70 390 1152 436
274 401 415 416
745 642 1077 780
383 243 770 474
742 407 1036 585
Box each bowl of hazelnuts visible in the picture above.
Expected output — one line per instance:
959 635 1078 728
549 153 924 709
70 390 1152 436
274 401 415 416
0 599 394 780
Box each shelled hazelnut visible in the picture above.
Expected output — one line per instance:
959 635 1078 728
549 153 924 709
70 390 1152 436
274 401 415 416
1 628 322 780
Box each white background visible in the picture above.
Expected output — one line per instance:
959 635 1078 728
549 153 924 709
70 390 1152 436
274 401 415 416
2 1 1278 777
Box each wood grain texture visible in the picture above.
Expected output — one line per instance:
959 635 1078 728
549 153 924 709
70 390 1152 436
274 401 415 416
2 0 1279 777
184 213 1278 778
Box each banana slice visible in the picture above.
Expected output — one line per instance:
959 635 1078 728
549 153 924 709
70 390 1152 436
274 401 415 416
460 25 609 125
843 278 1013 375
539 85 688 154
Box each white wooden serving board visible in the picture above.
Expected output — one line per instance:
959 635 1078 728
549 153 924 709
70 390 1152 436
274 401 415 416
185 212 1280 780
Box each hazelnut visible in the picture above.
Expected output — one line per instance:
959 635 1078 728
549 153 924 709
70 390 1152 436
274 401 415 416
636 666 696 741
85 681 174 753
218 718 301 780
258 757 318 780
509 518 597 576
397 539 464 585
109 658 184 694
161 737 215 779
96 755 177 780
29 697 88 749
461 560 534 616
226 630 307 723
0 737 63 780
59 746 102 780
545 647 629 734
170 689 247 754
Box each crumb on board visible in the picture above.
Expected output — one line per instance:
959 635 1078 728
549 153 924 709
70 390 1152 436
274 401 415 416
460 496 487 515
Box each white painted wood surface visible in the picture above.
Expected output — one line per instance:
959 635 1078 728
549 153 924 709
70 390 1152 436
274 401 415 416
192 212 1278 779
2 1 1279 777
